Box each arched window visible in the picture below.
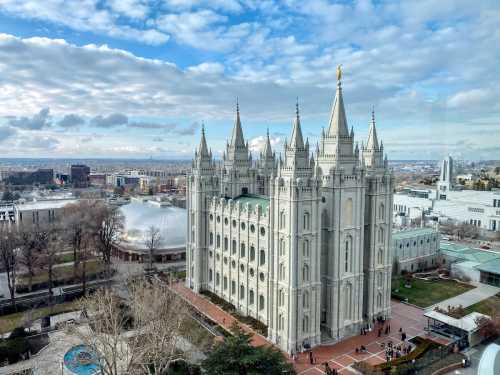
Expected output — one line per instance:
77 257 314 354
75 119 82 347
259 249 265 266
378 249 384 265
303 291 309 309
209 269 213 282
280 239 286 256
250 246 255 261
223 276 227 290
303 239 309 258
378 227 385 244
278 314 284 331
345 236 352 273
302 315 309 333
216 272 220 286
232 239 236 254
344 283 352 321
216 234 220 248
224 237 228 251
302 264 309 282
240 285 245 300
379 203 385 220
240 243 246 258
344 198 353 226
209 232 213 246
279 289 285 306
231 280 236 294
280 211 286 229
249 290 254 305
259 295 265 310
377 292 382 308
279 263 285 281
377 272 383 287
303 212 310 230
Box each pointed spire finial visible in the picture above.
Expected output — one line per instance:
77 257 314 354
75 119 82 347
337 64 342 82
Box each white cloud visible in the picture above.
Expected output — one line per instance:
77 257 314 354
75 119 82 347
446 89 492 109
248 134 281 153
0 0 169 44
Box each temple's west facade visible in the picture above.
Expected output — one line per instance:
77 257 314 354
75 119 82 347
186 74 394 353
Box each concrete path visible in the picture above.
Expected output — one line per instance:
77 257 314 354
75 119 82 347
427 283 500 312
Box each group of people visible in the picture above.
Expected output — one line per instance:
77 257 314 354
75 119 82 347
381 340 412 362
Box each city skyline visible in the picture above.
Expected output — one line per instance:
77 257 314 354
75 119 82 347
0 1 499 160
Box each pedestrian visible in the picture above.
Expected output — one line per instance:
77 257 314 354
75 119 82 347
388 324 391 333
309 350 314 365
378 328 382 337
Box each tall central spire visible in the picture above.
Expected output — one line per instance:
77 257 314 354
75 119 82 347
290 99 305 149
327 66 349 138
230 98 245 148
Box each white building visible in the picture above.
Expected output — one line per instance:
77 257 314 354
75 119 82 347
186 72 394 353
392 228 440 274
394 156 500 232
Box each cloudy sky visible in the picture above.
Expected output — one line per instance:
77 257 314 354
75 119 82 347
0 0 499 160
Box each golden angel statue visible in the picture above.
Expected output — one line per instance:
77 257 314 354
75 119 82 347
337 64 342 81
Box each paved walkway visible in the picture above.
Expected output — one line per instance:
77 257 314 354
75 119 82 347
172 282 435 375
427 283 500 312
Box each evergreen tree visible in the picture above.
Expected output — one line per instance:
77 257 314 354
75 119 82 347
202 323 295 375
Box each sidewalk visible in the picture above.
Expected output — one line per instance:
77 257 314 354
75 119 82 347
427 283 500 312
171 282 430 375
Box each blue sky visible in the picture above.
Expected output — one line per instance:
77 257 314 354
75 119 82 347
0 0 499 160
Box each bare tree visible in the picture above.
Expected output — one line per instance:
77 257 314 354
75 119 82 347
17 228 41 292
72 279 191 375
38 224 60 305
61 200 100 295
95 203 124 281
0 226 18 310
143 225 161 272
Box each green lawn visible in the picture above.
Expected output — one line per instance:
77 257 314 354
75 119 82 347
466 293 500 316
0 301 79 334
391 277 474 308
18 259 104 285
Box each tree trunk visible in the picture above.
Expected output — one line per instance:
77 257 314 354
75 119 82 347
82 260 87 297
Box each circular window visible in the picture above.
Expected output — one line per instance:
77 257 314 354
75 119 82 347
240 264 245 272
209 214 214 221
322 197 326 203
259 272 265 282
241 223 246 230
420 240 423 245
217 216 221 223
232 260 236 268
209 251 213 257
249 268 255 277
224 218 228 225
260 227 266 236
232 219 237 227
250 224 255 233
224 257 228 265
216 254 220 261
399 244 402 249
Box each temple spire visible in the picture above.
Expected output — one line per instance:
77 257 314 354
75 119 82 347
290 98 305 149
327 64 349 138
198 122 209 157
263 127 273 157
230 98 245 148
366 108 379 150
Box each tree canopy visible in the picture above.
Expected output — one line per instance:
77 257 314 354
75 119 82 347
202 323 294 375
